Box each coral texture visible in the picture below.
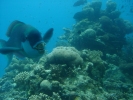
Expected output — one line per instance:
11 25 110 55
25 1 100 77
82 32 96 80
1 0 133 100
47 46 83 66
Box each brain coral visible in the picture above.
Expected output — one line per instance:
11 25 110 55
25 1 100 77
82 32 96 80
47 46 83 66
40 80 52 91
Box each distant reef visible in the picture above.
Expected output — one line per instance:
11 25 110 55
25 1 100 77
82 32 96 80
1 0 133 100
61 0 133 56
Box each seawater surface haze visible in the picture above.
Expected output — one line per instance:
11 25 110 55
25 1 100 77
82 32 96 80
0 0 81 77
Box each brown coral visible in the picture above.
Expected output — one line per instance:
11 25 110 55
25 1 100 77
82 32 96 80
46 46 83 66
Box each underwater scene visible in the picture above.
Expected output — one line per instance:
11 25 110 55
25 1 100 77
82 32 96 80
0 0 133 100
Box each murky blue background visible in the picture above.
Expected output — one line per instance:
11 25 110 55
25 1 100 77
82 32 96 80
0 0 133 77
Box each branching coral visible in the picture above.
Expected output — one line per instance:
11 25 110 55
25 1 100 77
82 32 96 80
6 57 34 73
13 71 30 84
28 92 61 100
13 71 30 86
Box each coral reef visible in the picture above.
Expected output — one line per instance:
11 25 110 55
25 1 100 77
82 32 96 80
1 0 133 100
62 0 133 55
1 47 133 100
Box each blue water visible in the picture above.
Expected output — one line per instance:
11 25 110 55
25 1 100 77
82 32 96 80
0 0 133 77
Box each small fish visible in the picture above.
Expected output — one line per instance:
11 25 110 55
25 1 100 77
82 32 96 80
130 7 133 13
73 0 87 7
0 20 53 66
121 5 124 9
